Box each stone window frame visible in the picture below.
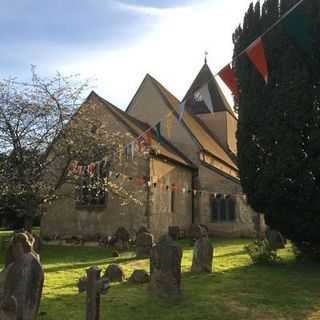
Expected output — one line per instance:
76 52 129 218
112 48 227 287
210 194 236 223
75 173 107 209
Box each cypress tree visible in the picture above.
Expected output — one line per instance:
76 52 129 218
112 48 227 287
234 0 320 256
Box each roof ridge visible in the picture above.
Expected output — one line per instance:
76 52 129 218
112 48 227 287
93 92 193 167
148 76 238 171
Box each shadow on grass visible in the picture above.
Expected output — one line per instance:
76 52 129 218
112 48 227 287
38 261 320 320
44 254 137 273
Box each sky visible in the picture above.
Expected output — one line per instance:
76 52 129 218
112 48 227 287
0 0 253 109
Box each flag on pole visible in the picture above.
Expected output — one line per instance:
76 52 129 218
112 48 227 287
178 100 186 122
246 37 268 84
195 83 214 113
218 64 240 102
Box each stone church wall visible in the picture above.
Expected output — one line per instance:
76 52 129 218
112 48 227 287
148 158 193 240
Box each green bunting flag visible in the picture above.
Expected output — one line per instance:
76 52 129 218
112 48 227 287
283 3 313 55
155 122 161 142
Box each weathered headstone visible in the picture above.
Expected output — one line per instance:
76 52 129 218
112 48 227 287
0 296 17 320
136 232 153 258
1 233 44 320
189 224 207 240
266 228 286 250
104 264 125 282
77 266 109 320
149 234 182 298
168 226 180 241
191 236 213 273
113 227 130 251
128 270 150 284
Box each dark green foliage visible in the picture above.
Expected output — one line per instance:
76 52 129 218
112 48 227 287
234 0 320 256
245 240 280 265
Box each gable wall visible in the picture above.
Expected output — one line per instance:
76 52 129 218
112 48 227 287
127 78 200 164
149 158 193 240
41 95 149 240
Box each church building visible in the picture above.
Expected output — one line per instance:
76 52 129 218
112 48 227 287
41 62 261 241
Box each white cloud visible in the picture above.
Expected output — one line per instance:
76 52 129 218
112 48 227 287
59 0 253 109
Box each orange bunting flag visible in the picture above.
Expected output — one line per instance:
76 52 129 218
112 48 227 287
246 37 268 84
218 64 240 102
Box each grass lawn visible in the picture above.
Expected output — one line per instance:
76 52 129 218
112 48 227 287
1 232 320 320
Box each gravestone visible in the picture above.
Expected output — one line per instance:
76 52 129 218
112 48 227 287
5 231 40 268
149 234 182 298
77 267 109 320
191 235 213 273
1 232 44 320
266 228 286 250
168 226 180 241
104 264 125 282
189 224 207 240
128 270 150 284
113 227 130 251
0 296 17 320
136 232 154 258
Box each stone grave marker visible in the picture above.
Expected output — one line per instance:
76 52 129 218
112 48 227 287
136 232 154 258
149 234 183 298
191 232 213 273
1 232 44 320
78 266 110 320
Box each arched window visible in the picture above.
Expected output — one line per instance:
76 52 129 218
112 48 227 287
210 194 236 223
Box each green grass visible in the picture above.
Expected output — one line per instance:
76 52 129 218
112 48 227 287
1 232 320 320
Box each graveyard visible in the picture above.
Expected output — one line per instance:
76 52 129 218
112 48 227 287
1 230 320 320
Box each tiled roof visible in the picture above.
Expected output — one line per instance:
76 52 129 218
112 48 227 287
183 63 235 116
91 92 195 168
147 76 238 171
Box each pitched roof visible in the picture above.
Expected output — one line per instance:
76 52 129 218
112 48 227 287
146 76 238 171
183 63 235 117
90 91 195 169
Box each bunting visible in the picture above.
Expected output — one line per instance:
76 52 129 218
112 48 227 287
196 83 214 113
246 37 269 84
218 64 240 102
179 100 186 121
155 122 161 142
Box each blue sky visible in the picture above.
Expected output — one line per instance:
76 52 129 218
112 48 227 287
1 0 253 108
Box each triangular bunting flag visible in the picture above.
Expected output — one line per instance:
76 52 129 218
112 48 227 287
196 83 214 113
155 122 161 142
218 64 240 102
178 100 186 122
246 37 268 83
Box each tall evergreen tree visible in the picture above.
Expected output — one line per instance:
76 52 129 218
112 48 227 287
234 0 320 256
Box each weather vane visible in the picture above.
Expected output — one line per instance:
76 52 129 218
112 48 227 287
204 51 208 64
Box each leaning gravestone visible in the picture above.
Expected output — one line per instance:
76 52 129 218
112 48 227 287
136 232 154 258
104 264 125 282
128 270 150 284
191 233 213 273
266 228 286 250
149 234 182 298
0 232 44 320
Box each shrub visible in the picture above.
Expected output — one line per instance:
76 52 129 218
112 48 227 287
245 240 280 265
